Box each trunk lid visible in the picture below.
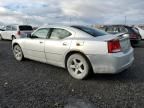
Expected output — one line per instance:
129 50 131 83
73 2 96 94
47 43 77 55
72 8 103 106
96 33 131 53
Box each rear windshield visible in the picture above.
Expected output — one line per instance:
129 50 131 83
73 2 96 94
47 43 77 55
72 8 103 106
19 25 33 31
72 26 108 37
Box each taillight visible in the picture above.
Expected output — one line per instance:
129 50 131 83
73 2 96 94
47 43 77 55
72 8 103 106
17 31 21 35
108 40 121 53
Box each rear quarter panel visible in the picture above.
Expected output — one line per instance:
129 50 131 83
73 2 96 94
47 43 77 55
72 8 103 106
69 39 108 55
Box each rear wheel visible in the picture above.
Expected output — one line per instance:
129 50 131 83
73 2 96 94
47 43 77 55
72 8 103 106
13 45 24 61
67 54 90 80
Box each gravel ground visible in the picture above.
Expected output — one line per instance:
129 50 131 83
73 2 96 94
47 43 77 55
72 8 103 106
0 40 144 108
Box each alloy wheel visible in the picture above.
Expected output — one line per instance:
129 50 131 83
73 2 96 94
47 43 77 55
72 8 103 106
67 54 89 79
13 45 23 61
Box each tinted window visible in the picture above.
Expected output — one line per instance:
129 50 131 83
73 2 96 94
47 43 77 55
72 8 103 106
72 26 108 37
32 28 50 39
19 25 33 31
50 28 71 40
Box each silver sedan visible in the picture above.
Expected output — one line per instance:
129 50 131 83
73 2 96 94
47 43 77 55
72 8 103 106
12 25 134 79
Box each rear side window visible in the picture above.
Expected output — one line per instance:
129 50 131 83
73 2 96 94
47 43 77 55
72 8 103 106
50 28 72 40
19 25 33 31
72 26 108 37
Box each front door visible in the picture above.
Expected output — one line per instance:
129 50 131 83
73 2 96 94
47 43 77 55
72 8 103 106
23 28 50 62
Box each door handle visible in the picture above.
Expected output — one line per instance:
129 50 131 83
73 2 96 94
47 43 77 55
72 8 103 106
63 42 67 46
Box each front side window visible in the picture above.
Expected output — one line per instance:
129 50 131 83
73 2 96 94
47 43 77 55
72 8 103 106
50 28 72 40
31 28 49 39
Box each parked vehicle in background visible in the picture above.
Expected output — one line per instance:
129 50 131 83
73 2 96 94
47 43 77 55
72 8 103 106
100 25 141 45
12 25 134 80
134 26 144 40
0 28 5 40
0 24 33 40
33 26 39 30
0 29 5 31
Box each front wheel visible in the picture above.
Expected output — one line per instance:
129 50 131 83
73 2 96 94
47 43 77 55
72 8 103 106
13 45 24 61
67 54 90 80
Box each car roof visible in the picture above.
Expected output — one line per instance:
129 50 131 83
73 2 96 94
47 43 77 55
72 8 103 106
39 24 89 29
6 24 32 26
40 25 69 28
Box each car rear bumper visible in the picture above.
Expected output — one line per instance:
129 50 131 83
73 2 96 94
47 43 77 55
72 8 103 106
87 48 134 74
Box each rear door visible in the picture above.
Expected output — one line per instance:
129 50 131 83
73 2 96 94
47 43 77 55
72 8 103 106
45 27 73 67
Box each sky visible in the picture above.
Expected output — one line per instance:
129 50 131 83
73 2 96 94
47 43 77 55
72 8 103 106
0 0 144 26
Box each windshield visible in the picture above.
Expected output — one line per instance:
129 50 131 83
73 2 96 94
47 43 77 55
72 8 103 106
19 25 33 31
72 26 109 37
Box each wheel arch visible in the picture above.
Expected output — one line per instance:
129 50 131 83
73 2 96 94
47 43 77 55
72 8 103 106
11 35 16 39
12 42 20 49
65 50 93 71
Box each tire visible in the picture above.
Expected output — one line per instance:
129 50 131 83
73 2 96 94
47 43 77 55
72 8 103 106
13 45 24 61
0 34 3 40
66 54 90 80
